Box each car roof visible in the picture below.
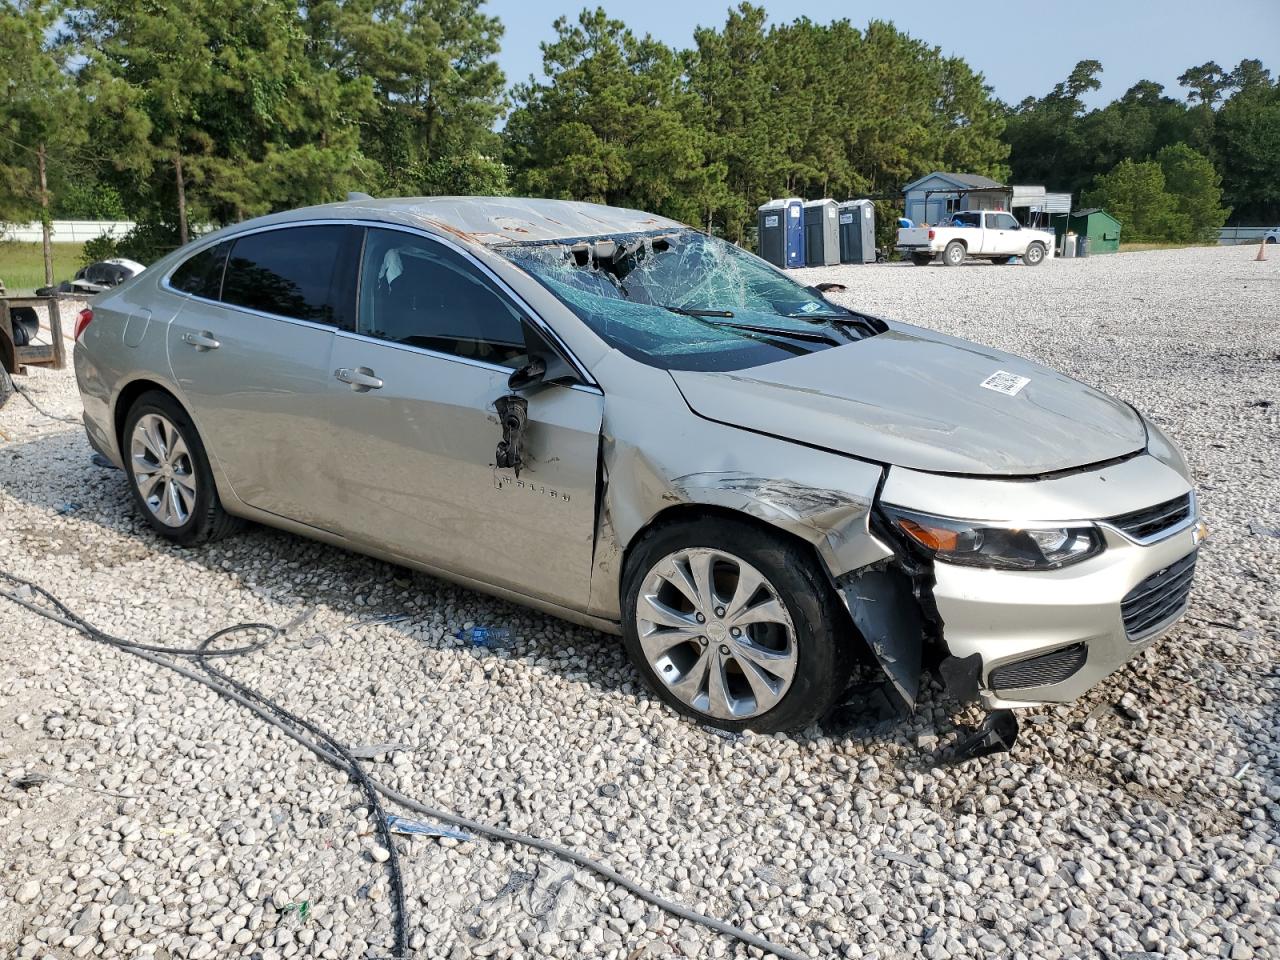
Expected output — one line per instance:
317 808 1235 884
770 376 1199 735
235 196 688 248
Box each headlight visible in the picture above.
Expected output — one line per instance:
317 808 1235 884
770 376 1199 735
882 506 1104 570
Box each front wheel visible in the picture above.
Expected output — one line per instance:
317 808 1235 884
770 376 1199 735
943 241 966 267
621 517 852 733
1023 242 1046 266
122 391 242 545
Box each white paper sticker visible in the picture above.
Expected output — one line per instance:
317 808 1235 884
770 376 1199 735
980 371 1031 396
839 213 853 223
764 215 779 227
789 206 800 218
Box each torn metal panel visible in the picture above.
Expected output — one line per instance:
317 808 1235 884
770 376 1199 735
581 359 894 620
837 567 925 710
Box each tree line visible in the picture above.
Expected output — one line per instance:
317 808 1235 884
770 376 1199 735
2 0 1276 277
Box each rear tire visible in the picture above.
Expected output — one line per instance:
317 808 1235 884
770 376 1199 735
122 391 242 545
1023 242 1046 266
943 241 966 267
621 517 852 733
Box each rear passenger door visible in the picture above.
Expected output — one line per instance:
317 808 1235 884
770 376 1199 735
322 226 604 612
167 224 361 527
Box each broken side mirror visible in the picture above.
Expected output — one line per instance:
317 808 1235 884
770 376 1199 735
506 321 577 392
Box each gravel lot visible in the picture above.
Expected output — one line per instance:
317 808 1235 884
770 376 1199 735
2 245 1278 960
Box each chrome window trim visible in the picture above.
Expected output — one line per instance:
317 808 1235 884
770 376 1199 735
161 217 598 388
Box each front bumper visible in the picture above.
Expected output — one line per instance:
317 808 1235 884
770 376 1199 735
931 518 1202 708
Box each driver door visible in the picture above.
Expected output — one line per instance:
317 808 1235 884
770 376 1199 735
322 227 604 612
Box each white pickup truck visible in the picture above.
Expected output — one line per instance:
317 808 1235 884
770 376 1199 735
897 210 1054 267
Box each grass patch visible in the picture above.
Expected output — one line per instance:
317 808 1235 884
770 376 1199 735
0 241 86 295
1118 242 1214 252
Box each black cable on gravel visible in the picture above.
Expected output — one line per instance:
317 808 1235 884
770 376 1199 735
0 567 812 960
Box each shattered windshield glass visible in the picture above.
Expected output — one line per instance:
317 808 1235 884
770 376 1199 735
499 228 873 372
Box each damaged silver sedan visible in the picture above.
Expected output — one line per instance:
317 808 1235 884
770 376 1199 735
74 197 1204 733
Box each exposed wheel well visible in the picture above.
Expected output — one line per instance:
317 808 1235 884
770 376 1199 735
619 502 859 638
113 380 186 450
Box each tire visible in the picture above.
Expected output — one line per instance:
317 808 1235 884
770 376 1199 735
1267 236 1277 244
942 241 966 267
121 391 242 545
990 256 1012 265
621 516 852 733
1023 242 1046 266
0 366 13 411
910 253 933 267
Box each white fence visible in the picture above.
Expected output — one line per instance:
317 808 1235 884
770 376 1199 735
1219 225 1278 245
0 220 136 244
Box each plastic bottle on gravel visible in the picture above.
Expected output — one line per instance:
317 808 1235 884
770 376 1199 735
457 626 513 647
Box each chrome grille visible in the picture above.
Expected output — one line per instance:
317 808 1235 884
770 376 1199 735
1121 550 1197 641
989 643 1088 691
1105 493 1193 542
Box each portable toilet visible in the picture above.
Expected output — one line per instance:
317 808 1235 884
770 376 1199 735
757 198 805 268
803 199 839 266
839 199 876 264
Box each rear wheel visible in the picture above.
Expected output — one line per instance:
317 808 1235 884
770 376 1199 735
1023 242 1046 266
943 241 966 267
122 391 242 545
621 517 852 733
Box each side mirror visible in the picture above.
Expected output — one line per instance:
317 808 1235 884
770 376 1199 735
507 321 577 392
507 355 547 391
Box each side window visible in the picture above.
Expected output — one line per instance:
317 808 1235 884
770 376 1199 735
993 213 1020 230
357 228 528 369
170 241 230 299
221 226 359 326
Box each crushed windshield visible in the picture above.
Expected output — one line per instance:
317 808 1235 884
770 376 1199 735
499 228 873 372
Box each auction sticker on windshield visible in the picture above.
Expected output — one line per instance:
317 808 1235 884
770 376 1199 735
980 371 1031 396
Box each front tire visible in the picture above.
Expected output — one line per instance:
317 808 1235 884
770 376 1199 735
943 241 966 267
122 391 241 545
621 517 852 733
1023 242 1046 266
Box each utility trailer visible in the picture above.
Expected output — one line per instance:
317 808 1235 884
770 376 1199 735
0 296 68 408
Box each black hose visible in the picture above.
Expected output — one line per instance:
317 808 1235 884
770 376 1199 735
0 569 811 960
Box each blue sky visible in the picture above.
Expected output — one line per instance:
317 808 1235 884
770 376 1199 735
486 0 1280 108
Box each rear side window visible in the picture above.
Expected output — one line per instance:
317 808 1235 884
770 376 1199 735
169 241 229 298
951 212 981 228
221 226 359 326
992 213 1020 230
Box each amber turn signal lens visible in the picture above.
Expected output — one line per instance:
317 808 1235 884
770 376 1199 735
898 518 959 552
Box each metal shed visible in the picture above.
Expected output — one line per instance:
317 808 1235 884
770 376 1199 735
1051 209 1122 255
902 172 1011 225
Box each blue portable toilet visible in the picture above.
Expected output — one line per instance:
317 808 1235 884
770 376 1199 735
757 197 805 268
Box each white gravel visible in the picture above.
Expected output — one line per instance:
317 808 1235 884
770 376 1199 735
2 246 1278 960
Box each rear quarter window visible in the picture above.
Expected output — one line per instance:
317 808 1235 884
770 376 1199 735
169 242 230 299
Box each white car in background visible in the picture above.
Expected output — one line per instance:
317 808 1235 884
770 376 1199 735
1265 228 1278 244
897 211 1054 267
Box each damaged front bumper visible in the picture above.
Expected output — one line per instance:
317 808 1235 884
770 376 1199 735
839 455 1202 713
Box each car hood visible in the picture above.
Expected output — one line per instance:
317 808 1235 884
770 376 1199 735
669 323 1146 476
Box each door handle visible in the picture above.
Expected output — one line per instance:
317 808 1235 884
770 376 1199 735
334 366 383 392
182 331 220 351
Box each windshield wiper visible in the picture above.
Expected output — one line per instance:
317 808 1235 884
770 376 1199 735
660 304 735 318
698 317 843 345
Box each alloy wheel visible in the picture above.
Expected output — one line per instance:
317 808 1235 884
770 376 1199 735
635 547 798 721
130 412 197 527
